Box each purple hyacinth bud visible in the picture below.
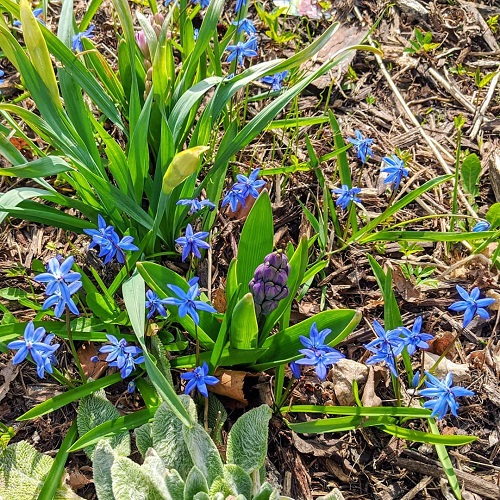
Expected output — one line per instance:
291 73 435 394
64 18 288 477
135 31 150 60
249 251 290 316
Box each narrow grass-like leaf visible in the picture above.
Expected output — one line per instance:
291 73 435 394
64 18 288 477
0 156 72 178
285 405 432 418
286 415 364 433
122 271 192 426
18 373 123 421
68 407 156 452
37 420 78 500
359 230 492 243
428 418 462 500
377 423 476 446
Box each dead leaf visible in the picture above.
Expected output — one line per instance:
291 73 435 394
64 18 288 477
0 362 20 403
361 366 382 407
423 352 470 383
68 470 92 490
329 359 368 406
78 342 108 380
209 369 264 405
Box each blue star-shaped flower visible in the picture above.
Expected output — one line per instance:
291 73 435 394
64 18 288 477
295 348 345 380
395 316 433 356
163 280 217 325
13 7 44 27
364 320 405 376
290 361 301 379
109 350 144 379
84 215 139 265
7 322 59 372
34 256 81 297
235 0 247 13
226 37 258 66
192 0 210 9
175 223 210 262
232 17 257 36
299 322 335 352
261 70 289 91
0 69 4 89
98 335 138 369
331 185 362 210
419 372 474 420
145 290 170 319
221 188 247 212
181 361 220 397
348 130 374 163
233 168 266 199
381 154 409 190
72 25 95 52
176 198 216 215
41 280 82 317
448 285 495 328
472 220 491 232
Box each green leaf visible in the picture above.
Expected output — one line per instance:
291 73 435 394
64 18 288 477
236 190 274 300
69 407 155 453
461 153 481 197
0 156 72 178
252 309 361 370
122 271 192 427
486 202 500 229
284 405 432 418
36 420 78 500
17 373 123 421
183 466 209 500
287 415 364 433
230 293 259 350
377 423 477 446
226 404 272 475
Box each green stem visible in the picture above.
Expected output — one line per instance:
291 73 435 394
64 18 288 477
450 126 462 232
66 309 86 383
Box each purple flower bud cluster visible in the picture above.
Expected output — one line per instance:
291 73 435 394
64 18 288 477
249 251 290 316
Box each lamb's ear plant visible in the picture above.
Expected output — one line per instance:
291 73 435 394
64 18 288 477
92 402 287 500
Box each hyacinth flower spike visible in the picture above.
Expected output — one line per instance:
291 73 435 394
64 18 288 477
448 285 495 327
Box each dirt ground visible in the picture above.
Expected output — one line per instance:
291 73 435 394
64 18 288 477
1 0 500 498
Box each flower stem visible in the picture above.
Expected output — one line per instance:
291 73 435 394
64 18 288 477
66 309 86 383
195 324 200 367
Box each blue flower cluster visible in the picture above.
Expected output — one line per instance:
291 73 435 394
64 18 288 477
93 335 144 379
35 256 82 318
222 168 266 212
8 322 59 378
84 215 139 265
293 323 345 380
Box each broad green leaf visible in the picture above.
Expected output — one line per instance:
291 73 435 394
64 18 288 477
230 293 259 350
236 191 274 300
460 153 481 197
20 0 60 108
252 309 361 370
226 404 272 475
486 203 500 229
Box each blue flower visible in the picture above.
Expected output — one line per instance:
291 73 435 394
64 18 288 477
348 130 374 163
98 335 136 368
364 320 405 376
127 381 136 393
299 322 335 352
232 17 257 36
110 350 144 379
0 69 5 88
7 322 59 378
448 285 495 328
42 280 82 317
72 25 95 52
13 7 44 27
395 316 433 356
261 70 289 91
193 28 199 41
176 198 216 215
163 280 217 325
332 185 362 210
419 372 474 420
34 256 81 296
235 0 247 13
233 168 266 199
226 37 258 66
381 154 409 190
472 220 491 232
145 289 170 319
175 223 210 262
192 0 210 8
290 361 301 379
84 215 139 265
181 361 219 397
295 348 344 380
221 188 247 212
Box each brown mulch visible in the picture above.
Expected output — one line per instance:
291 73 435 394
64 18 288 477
1 0 500 498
